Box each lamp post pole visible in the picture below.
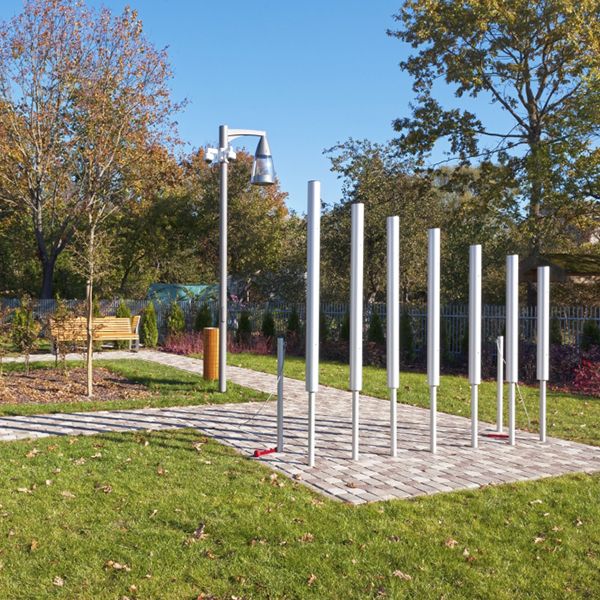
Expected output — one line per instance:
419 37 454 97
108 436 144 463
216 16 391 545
211 125 275 393
218 124 229 393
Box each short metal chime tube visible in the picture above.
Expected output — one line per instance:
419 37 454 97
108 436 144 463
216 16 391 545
496 335 504 433
277 335 285 453
537 266 550 443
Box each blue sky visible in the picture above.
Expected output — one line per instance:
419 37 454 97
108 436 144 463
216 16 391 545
0 1 505 213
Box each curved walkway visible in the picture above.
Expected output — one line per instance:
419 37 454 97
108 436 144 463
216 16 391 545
2 350 600 504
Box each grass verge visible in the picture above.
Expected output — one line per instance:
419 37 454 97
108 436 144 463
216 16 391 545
0 429 597 599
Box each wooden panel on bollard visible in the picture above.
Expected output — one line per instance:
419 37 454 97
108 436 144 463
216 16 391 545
203 327 219 381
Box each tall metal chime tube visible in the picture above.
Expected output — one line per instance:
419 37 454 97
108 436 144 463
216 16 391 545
537 266 550 443
506 254 519 446
469 245 482 449
350 203 364 461
306 180 321 467
428 228 441 453
386 216 400 457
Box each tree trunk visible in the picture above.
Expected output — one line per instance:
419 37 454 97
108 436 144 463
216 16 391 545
86 224 96 398
40 255 57 300
86 278 94 398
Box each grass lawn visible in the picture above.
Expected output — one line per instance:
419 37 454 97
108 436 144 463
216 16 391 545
227 353 600 447
0 429 597 599
0 360 268 417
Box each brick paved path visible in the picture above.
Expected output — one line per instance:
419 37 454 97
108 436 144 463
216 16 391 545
2 350 600 504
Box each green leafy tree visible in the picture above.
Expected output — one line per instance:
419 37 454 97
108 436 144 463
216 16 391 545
48 295 73 371
367 311 385 345
324 140 443 303
11 296 40 373
340 312 351 342
320 311 330 344
261 311 276 339
389 0 600 303
141 303 158 348
581 320 600 351
400 310 415 364
287 307 301 335
114 300 132 350
0 305 13 375
166 302 186 337
194 304 213 332
550 316 563 346
237 311 252 344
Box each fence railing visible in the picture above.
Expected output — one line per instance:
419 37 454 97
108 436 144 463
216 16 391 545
2 298 598 354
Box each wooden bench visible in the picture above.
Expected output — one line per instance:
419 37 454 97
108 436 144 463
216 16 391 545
49 316 141 352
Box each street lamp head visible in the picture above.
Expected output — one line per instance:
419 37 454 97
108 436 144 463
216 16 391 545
251 135 276 185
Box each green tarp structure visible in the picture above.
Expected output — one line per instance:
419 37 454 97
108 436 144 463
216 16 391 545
146 283 218 304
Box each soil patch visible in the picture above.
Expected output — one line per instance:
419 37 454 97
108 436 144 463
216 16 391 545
0 367 153 404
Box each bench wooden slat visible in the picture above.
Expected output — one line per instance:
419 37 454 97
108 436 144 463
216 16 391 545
50 316 141 346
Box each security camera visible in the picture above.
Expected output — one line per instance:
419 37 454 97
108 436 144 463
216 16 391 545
204 147 218 164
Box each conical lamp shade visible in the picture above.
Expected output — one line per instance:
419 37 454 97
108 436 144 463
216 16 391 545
251 136 276 185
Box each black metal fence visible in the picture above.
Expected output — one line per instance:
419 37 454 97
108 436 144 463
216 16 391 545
2 298 598 354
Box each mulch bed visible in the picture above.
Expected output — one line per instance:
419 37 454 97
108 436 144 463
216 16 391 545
0 367 153 404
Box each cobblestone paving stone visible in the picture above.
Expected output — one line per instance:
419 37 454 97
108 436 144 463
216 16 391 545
3 350 600 503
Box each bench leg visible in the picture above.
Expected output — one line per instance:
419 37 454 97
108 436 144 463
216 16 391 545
134 338 140 353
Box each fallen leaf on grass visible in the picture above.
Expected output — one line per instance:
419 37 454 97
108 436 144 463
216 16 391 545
444 538 458 548
529 499 543 505
534 536 546 544
307 573 317 586
94 483 112 494
392 570 412 581
156 466 167 476
16 487 32 494
298 533 314 543
105 560 131 572
61 490 75 499
575 518 583 527
73 457 86 466
25 448 39 458
52 576 64 587
91 452 102 459
193 522 207 540
29 539 39 552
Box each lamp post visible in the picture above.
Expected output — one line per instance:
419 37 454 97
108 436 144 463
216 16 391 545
206 125 275 393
